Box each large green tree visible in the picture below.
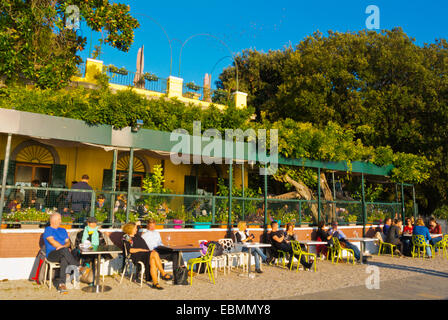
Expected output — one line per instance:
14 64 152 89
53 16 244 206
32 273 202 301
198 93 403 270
0 0 139 89
217 28 448 214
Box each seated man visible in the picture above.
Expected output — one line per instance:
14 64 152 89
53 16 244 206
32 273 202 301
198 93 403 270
269 221 313 270
43 212 82 293
141 219 177 280
327 221 361 262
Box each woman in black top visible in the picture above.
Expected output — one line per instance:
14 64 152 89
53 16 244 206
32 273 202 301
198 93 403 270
122 222 171 289
284 223 298 241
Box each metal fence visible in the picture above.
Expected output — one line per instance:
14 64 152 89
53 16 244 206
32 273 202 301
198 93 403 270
106 69 167 94
0 186 410 229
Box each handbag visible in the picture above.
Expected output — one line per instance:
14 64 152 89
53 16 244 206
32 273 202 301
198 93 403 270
80 266 94 284
173 266 188 285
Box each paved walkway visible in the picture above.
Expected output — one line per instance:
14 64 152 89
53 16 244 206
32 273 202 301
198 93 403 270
279 274 448 300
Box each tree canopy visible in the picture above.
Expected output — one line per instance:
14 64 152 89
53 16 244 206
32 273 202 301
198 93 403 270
0 0 139 89
217 28 447 214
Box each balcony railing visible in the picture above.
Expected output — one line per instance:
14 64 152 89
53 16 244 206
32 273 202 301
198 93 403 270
0 185 407 229
106 69 167 94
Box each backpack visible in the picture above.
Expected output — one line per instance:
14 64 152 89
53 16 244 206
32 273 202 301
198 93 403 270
29 247 46 285
207 241 224 256
173 266 189 285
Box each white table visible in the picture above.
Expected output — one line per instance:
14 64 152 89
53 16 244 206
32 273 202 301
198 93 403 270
346 238 377 264
243 243 271 277
431 234 443 238
298 240 328 254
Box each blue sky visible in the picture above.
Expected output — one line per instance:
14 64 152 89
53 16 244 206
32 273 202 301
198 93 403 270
78 0 448 89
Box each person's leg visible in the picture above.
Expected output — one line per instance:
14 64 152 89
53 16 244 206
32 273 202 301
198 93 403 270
150 250 167 277
344 241 360 260
252 247 267 262
425 241 432 257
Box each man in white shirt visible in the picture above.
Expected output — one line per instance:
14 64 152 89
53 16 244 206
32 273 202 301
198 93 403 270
141 219 184 278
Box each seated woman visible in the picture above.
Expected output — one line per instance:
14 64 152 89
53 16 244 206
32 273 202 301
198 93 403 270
122 221 171 289
235 221 268 273
412 218 432 258
401 218 413 256
428 217 443 247
270 221 313 270
385 219 404 256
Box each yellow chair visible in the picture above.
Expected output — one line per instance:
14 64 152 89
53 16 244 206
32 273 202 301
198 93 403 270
378 240 397 257
290 241 316 272
187 243 216 285
332 238 355 265
434 235 448 259
275 250 288 268
412 235 434 259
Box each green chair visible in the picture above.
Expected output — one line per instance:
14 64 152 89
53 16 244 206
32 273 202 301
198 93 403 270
378 240 397 257
332 238 355 265
275 250 288 268
290 241 316 272
434 234 448 259
411 235 434 259
187 243 216 285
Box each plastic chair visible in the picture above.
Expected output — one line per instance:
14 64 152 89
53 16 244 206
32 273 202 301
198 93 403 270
434 234 448 259
43 259 60 290
290 241 316 272
332 238 355 265
378 240 397 257
412 235 434 259
187 243 216 285
218 238 248 273
119 240 145 287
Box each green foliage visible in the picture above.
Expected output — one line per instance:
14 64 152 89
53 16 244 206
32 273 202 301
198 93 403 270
0 0 139 89
217 28 445 213
432 205 448 220
5 208 49 223
95 209 108 223
185 82 200 91
347 214 358 223
194 215 212 223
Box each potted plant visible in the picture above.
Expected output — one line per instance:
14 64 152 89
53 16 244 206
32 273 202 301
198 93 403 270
20 208 45 229
347 214 358 226
169 206 186 229
214 209 228 229
95 208 108 227
300 215 312 227
193 214 212 229
185 82 201 99
143 72 158 82
60 214 73 229
108 64 128 76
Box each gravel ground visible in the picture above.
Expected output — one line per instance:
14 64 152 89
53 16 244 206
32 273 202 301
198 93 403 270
1 254 448 300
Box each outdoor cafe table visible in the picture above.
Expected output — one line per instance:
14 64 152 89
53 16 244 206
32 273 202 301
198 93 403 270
80 244 122 293
346 237 377 264
162 245 202 268
242 242 271 277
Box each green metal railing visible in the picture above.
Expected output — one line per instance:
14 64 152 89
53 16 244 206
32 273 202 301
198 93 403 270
0 185 410 229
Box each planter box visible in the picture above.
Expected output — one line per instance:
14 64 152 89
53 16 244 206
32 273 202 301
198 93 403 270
248 225 261 228
1 224 7 229
21 223 40 229
193 222 212 229
348 223 357 226
173 219 184 229
300 224 309 228
60 224 72 229
155 225 164 229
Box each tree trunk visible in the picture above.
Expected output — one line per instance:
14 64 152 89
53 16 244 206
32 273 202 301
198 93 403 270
319 172 336 223
283 174 319 223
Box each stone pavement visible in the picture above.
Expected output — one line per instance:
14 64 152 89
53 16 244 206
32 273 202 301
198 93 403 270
279 273 448 300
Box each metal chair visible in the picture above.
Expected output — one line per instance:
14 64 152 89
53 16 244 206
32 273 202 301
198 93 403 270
218 238 248 273
187 243 216 285
290 240 316 272
119 240 145 287
332 238 355 265
434 234 448 259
